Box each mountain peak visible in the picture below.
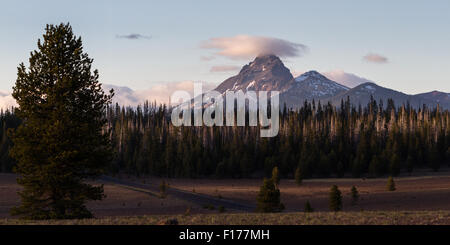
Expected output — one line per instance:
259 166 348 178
214 55 294 93
281 70 349 107
254 54 281 62
354 82 379 94
246 54 284 69
295 70 328 82
357 82 378 87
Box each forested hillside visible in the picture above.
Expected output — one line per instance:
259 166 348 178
1 97 450 178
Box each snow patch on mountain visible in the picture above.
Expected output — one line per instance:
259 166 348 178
293 71 349 96
363 84 376 93
246 81 256 90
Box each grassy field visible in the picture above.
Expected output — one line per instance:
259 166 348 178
3 173 450 225
137 173 450 212
0 173 219 218
1 211 450 225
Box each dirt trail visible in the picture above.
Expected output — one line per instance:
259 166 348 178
100 176 256 212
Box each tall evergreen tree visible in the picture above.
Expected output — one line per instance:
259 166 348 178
256 178 283 213
271 166 280 187
295 166 303 186
329 185 342 212
9 23 113 219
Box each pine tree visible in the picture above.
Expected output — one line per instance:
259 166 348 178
389 154 401 176
329 185 342 212
446 147 450 166
428 147 440 172
256 178 283 213
160 180 167 198
271 166 280 187
9 23 113 219
295 166 303 186
350 186 359 206
369 155 383 177
387 176 396 191
304 200 314 213
406 155 414 173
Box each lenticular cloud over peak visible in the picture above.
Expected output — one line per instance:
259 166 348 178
323 70 374 88
201 35 308 60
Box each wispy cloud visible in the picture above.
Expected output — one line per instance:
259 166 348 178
201 35 308 60
323 70 374 88
363 53 388 64
116 34 152 40
200 56 216 61
210 65 241 73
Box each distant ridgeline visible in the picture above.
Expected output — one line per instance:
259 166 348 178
1 97 450 178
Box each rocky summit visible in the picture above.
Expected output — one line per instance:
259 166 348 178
214 54 294 94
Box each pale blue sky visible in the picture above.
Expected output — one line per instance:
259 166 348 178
0 0 449 93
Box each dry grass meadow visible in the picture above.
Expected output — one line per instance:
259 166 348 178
2 172 450 225
135 172 450 212
2 211 450 225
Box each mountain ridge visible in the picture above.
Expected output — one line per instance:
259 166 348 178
212 54 450 109
3 55 448 110
327 82 446 109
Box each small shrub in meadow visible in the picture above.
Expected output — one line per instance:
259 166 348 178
387 176 396 191
351 186 359 206
304 200 314 213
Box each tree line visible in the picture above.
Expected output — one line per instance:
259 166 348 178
3 96 449 178
0 108 20 172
